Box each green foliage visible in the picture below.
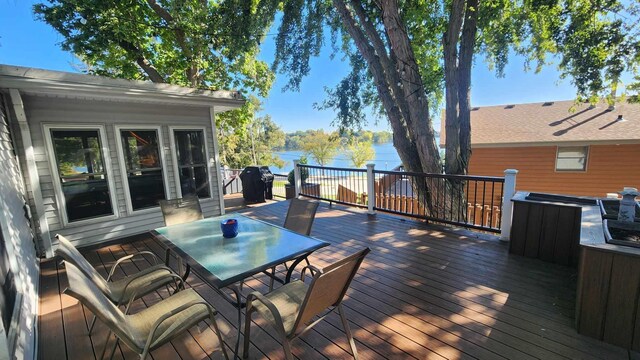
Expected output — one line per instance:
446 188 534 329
345 140 375 168
218 100 286 169
300 130 340 166
372 131 392 144
271 0 640 130
287 155 309 185
280 129 391 151
34 0 275 95
34 0 279 161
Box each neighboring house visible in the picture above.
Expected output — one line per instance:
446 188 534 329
441 99 640 197
0 64 244 359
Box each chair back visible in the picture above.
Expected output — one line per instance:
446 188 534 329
293 248 370 334
63 262 136 347
54 234 110 295
159 195 204 226
283 198 319 236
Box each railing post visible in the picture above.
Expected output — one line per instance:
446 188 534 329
293 159 301 197
366 163 376 215
500 169 518 241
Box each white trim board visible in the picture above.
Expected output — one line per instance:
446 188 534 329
42 123 120 227
8 89 53 257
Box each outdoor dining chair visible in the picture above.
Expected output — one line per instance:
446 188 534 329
265 198 320 291
62 261 229 360
243 247 370 360
283 198 320 236
159 195 205 280
55 234 182 334
159 194 204 227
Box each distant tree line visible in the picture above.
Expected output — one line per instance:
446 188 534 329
281 130 395 151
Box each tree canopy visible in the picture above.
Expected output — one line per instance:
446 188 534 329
346 140 375 168
34 0 275 93
300 130 341 166
35 0 640 216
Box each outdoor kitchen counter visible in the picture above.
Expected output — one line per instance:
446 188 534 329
510 191 640 351
575 200 640 351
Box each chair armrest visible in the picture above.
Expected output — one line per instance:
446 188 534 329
123 273 186 313
143 300 216 352
246 292 288 337
300 265 322 282
106 251 162 281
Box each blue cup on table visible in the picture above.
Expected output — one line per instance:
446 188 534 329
221 219 239 238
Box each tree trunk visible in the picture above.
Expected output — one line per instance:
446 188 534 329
333 0 444 216
440 0 478 222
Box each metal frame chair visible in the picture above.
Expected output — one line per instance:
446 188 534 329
243 248 370 360
54 234 181 334
62 261 229 360
263 198 320 291
283 198 320 236
159 194 204 227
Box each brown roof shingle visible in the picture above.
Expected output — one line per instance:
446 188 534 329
440 99 640 147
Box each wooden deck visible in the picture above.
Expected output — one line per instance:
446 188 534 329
38 199 631 359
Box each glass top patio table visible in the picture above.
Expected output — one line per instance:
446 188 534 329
153 213 329 288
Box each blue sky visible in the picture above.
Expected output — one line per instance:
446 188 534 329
0 0 580 132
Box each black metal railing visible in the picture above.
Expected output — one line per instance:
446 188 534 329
373 169 504 232
297 164 368 208
272 173 288 199
222 168 243 195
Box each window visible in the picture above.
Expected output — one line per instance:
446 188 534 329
173 129 210 198
49 129 114 222
119 129 167 211
556 146 589 171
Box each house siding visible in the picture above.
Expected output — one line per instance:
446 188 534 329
468 144 640 197
20 94 222 248
0 94 38 360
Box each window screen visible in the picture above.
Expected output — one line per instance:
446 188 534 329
556 146 588 171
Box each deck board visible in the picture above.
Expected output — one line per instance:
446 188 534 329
38 199 630 359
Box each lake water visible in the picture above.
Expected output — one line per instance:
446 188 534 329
269 142 403 174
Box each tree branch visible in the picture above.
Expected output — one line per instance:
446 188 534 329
348 0 410 123
380 0 441 174
145 0 198 86
332 0 418 169
118 40 166 83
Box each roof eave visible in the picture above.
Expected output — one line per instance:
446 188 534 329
0 65 246 112
465 139 640 148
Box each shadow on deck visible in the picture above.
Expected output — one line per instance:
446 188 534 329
38 200 629 359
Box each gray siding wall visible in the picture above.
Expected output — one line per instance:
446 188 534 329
0 94 38 360
21 94 222 248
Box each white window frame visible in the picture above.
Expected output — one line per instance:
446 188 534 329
555 145 589 172
169 126 213 199
114 125 170 214
43 124 119 227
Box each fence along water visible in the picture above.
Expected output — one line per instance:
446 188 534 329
297 164 506 233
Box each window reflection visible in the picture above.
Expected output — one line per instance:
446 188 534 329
51 130 113 222
120 130 166 210
174 130 210 198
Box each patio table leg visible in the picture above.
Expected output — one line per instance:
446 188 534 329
227 284 243 360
